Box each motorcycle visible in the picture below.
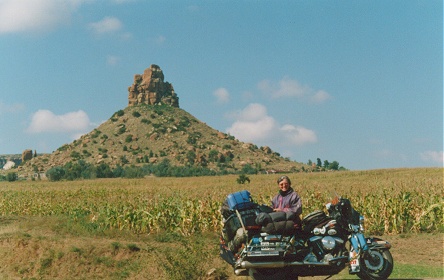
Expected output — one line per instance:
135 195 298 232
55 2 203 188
220 190 393 280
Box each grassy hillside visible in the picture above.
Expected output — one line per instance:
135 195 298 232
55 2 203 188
0 168 442 279
18 104 306 179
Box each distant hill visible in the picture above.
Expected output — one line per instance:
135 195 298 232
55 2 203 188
21 104 305 177
17 65 306 178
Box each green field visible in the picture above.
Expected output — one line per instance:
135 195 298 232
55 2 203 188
0 168 442 279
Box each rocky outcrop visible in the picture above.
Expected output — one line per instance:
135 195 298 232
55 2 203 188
2 160 15 170
22 149 33 162
128 64 179 107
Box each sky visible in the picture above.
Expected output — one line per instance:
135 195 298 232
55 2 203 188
0 0 442 170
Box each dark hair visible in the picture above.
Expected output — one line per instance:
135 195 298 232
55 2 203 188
277 175 291 185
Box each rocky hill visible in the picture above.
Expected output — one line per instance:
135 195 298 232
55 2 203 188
20 65 305 177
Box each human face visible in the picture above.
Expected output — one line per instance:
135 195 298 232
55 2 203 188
279 179 290 192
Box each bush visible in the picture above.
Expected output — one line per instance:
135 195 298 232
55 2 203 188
112 165 125 177
208 150 219 162
70 151 81 159
123 165 145 178
241 164 257 175
96 163 114 178
118 126 126 134
236 174 250 184
6 172 17 182
46 167 65 181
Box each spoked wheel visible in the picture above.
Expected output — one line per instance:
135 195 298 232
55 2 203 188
357 249 393 280
248 267 298 280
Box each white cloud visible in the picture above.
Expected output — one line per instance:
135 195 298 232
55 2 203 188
0 102 25 114
258 76 330 103
420 150 444 164
27 109 91 133
227 104 277 142
107 55 120 66
88 17 122 34
213 88 230 104
226 103 317 146
311 90 331 103
280 124 318 145
0 0 83 34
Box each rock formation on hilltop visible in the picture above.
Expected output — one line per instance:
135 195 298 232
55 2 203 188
128 64 179 108
22 149 33 162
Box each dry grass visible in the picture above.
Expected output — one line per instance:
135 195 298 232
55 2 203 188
0 168 442 279
1 168 442 235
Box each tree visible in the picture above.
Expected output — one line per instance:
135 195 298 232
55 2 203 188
46 167 65 181
323 160 330 169
316 158 322 167
113 165 125 177
96 163 114 178
241 164 257 175
329 161 340 170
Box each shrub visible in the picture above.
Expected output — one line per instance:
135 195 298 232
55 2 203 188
57 144 69 152
46 167 65 181
6 172 17 182
118 126 126 134
120 155 129 165
96 163 114 178
115 110 124 117
123 166 145 178
112 165 124 177
70 151 81 159
91 130 101 138
236 174 250 184
208 150 219 162
132 111 141 118
241 164 257 175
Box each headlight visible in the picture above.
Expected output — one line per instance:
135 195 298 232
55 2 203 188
321 236 336 251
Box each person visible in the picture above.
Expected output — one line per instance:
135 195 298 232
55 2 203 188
271 175 302 220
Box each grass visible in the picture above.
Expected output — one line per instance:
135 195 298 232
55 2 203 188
0 168 442 279
391 263 443 279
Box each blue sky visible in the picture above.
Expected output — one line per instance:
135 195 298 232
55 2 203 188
0 0 442 170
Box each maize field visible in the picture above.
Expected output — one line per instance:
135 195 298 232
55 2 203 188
0 168 442 236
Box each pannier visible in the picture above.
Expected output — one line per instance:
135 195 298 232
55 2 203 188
221 191 259 250
223 208 258 241
221 190 255 220
226 190 254 210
